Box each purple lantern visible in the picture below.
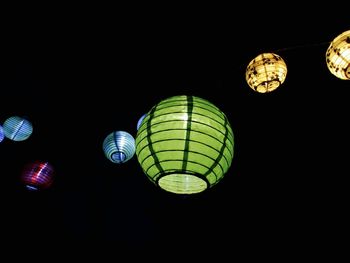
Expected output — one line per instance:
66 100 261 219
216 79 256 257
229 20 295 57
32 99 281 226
21 161 55 191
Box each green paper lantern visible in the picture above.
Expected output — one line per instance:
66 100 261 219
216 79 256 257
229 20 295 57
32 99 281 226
135 95 234 194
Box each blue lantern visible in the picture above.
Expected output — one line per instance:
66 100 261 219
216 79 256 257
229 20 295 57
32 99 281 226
3 116 33 141
21 161 55 191
103 131 135 163
0 125 4 143
137 113 147 131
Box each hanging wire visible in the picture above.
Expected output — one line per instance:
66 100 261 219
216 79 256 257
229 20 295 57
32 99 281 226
273 41 331 53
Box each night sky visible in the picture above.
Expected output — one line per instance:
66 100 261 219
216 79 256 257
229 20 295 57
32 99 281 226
1 10 348 254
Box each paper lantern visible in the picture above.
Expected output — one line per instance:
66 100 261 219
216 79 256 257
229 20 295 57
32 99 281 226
0 125 4 143
3 116 33 141
103 131 136 163
135 95 234 194
246 52 287 93
21 161 54 191
326 30 350 80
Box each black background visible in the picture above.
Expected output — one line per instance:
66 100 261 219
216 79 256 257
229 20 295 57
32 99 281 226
1 6 349 255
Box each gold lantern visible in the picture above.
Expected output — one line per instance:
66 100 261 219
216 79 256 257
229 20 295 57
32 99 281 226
245 53 287 93
326 30 350 80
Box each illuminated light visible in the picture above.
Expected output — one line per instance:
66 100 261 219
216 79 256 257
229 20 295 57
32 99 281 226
21 161 55 191
26 185 38 191
103 131 135 163
135 95 234 194
3 116 33 141
137 113 147 131
245 52 287 93
326 30 350 80
0 125 4 143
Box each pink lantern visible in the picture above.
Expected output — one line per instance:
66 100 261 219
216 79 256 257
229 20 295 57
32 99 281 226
21 161 55 191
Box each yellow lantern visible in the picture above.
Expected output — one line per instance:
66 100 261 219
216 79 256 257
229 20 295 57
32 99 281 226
245 52 287 93
326 30 350 80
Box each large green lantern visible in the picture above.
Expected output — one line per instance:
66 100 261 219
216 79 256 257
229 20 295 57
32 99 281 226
135 95 234 194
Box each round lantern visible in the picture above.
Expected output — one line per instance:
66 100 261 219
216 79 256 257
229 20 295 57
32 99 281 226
326 30 350 80
135 95 234 194
245 52 287 93
21 161 54 191
103 131 136 163
0 125 4 143
3 116 33 141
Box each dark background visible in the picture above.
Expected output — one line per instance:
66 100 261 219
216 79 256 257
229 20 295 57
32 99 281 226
1 7 349 254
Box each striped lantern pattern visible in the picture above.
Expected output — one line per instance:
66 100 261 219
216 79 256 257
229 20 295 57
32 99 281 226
21 161 54 191
326 30 350 80
3 116 33 141
136 95 234 194
103 131 136 163
0 124 4 143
